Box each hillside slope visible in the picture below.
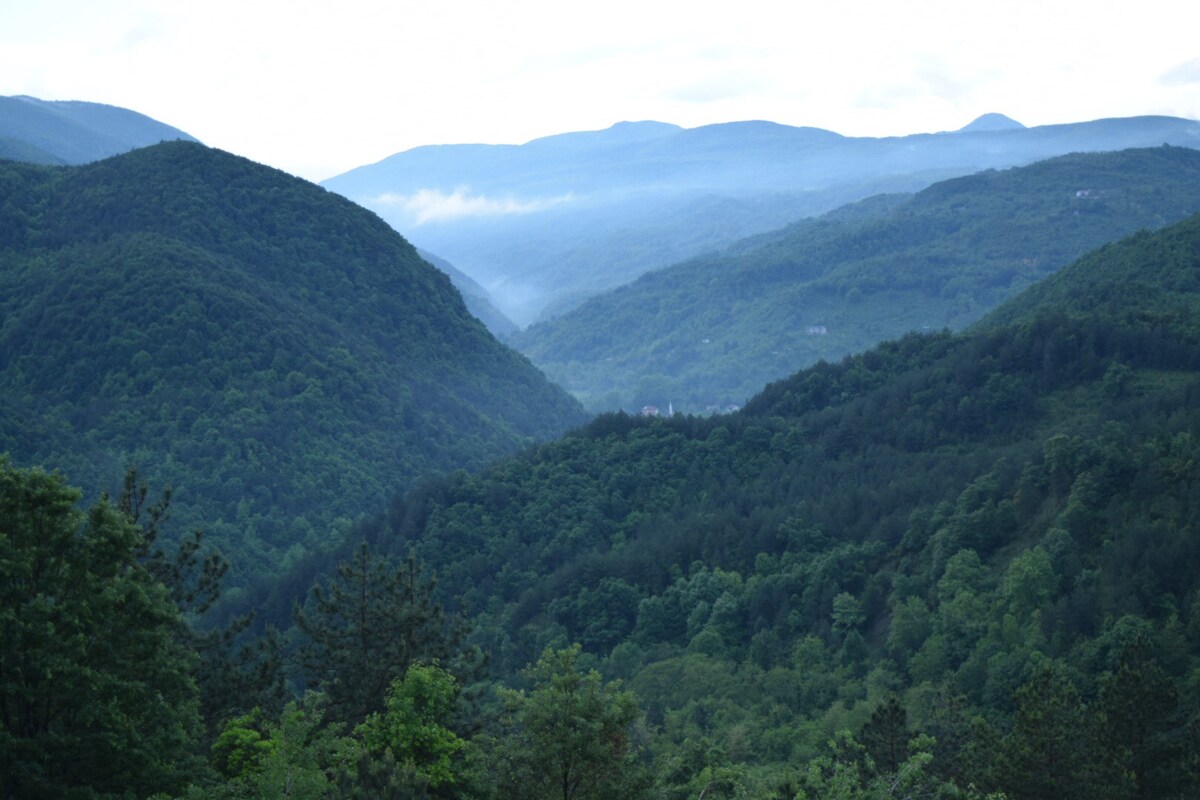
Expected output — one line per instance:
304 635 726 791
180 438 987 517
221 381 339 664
512 146 1200 411
0 142 585 577
417 248 518 338
351 212 1200 793
0 94 196 164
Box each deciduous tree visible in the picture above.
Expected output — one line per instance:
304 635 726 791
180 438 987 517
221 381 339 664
492 645 655 800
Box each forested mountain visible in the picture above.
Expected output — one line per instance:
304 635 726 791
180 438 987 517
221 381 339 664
324 114 1200 324
512 146 1200 411
0 141 585 580
0 94 196 164
7 158 1200 800
334 211 1200 795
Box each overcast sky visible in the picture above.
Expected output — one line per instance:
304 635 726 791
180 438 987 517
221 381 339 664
2 0 1198 182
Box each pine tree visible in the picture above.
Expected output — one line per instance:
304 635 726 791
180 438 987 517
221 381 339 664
999 663 1107 800
1097 632 1184 799
859 696 909 775
120 467 287 739
293 541 478 727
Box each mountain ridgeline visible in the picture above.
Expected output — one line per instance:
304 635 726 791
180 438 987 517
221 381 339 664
5 112 1200 799
417 248 518 337
347 212 1200 794
0 94 197 165
512 146 1200 411
0 142 585 579
324 114 1200 324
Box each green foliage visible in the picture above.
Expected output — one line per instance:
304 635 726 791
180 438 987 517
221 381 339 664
793 731 1003 800
358 664 466 788
236 699 357 800
212 709 276 781
0 457 203 798
0 143 585 585
998 663 1105 799
489 645 655 800
1001 546 1054 619
119 467 288 740
1096 633 1187 798
833 592 866 636
353 213 1200 791
859 697 909 776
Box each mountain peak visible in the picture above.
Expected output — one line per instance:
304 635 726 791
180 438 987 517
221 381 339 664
958 113 1026 132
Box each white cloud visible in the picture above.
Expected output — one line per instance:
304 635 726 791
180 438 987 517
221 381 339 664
369 188 574 225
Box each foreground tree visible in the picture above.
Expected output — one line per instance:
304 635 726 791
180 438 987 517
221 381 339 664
207 697 358 800
490 645 655 800
1097 632 1186 799
794 731 1005 800
0 458 202 798
859 696 910 776
358 664 467 790
293 542 479 727
120 467 287 741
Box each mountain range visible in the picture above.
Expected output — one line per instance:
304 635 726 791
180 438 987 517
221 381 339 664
323 114 1200 325
0 95 528 342
512 146 1200 411
5 93 1200 798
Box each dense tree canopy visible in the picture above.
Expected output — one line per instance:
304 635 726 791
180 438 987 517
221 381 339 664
0 142 585 582
333 212 1200 794
0 458 202 798
6 148 1200 799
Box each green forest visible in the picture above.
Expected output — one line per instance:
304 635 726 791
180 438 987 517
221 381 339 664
513 146 1200 412
5 181 1200 798
0 143 585 583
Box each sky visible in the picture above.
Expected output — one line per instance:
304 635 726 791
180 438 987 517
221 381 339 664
2 0 1198 182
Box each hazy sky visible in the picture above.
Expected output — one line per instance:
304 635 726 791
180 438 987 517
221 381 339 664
2 0 1198 181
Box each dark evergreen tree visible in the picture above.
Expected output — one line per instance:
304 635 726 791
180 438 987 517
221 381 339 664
859 695 909 775
1097 632 1185 799
999 663 1110 800
923 687 990 785
334 749 432 800
293 541 479 727
121 467 286 740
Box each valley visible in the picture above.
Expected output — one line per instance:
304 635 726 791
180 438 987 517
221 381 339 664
3 95 1200 799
